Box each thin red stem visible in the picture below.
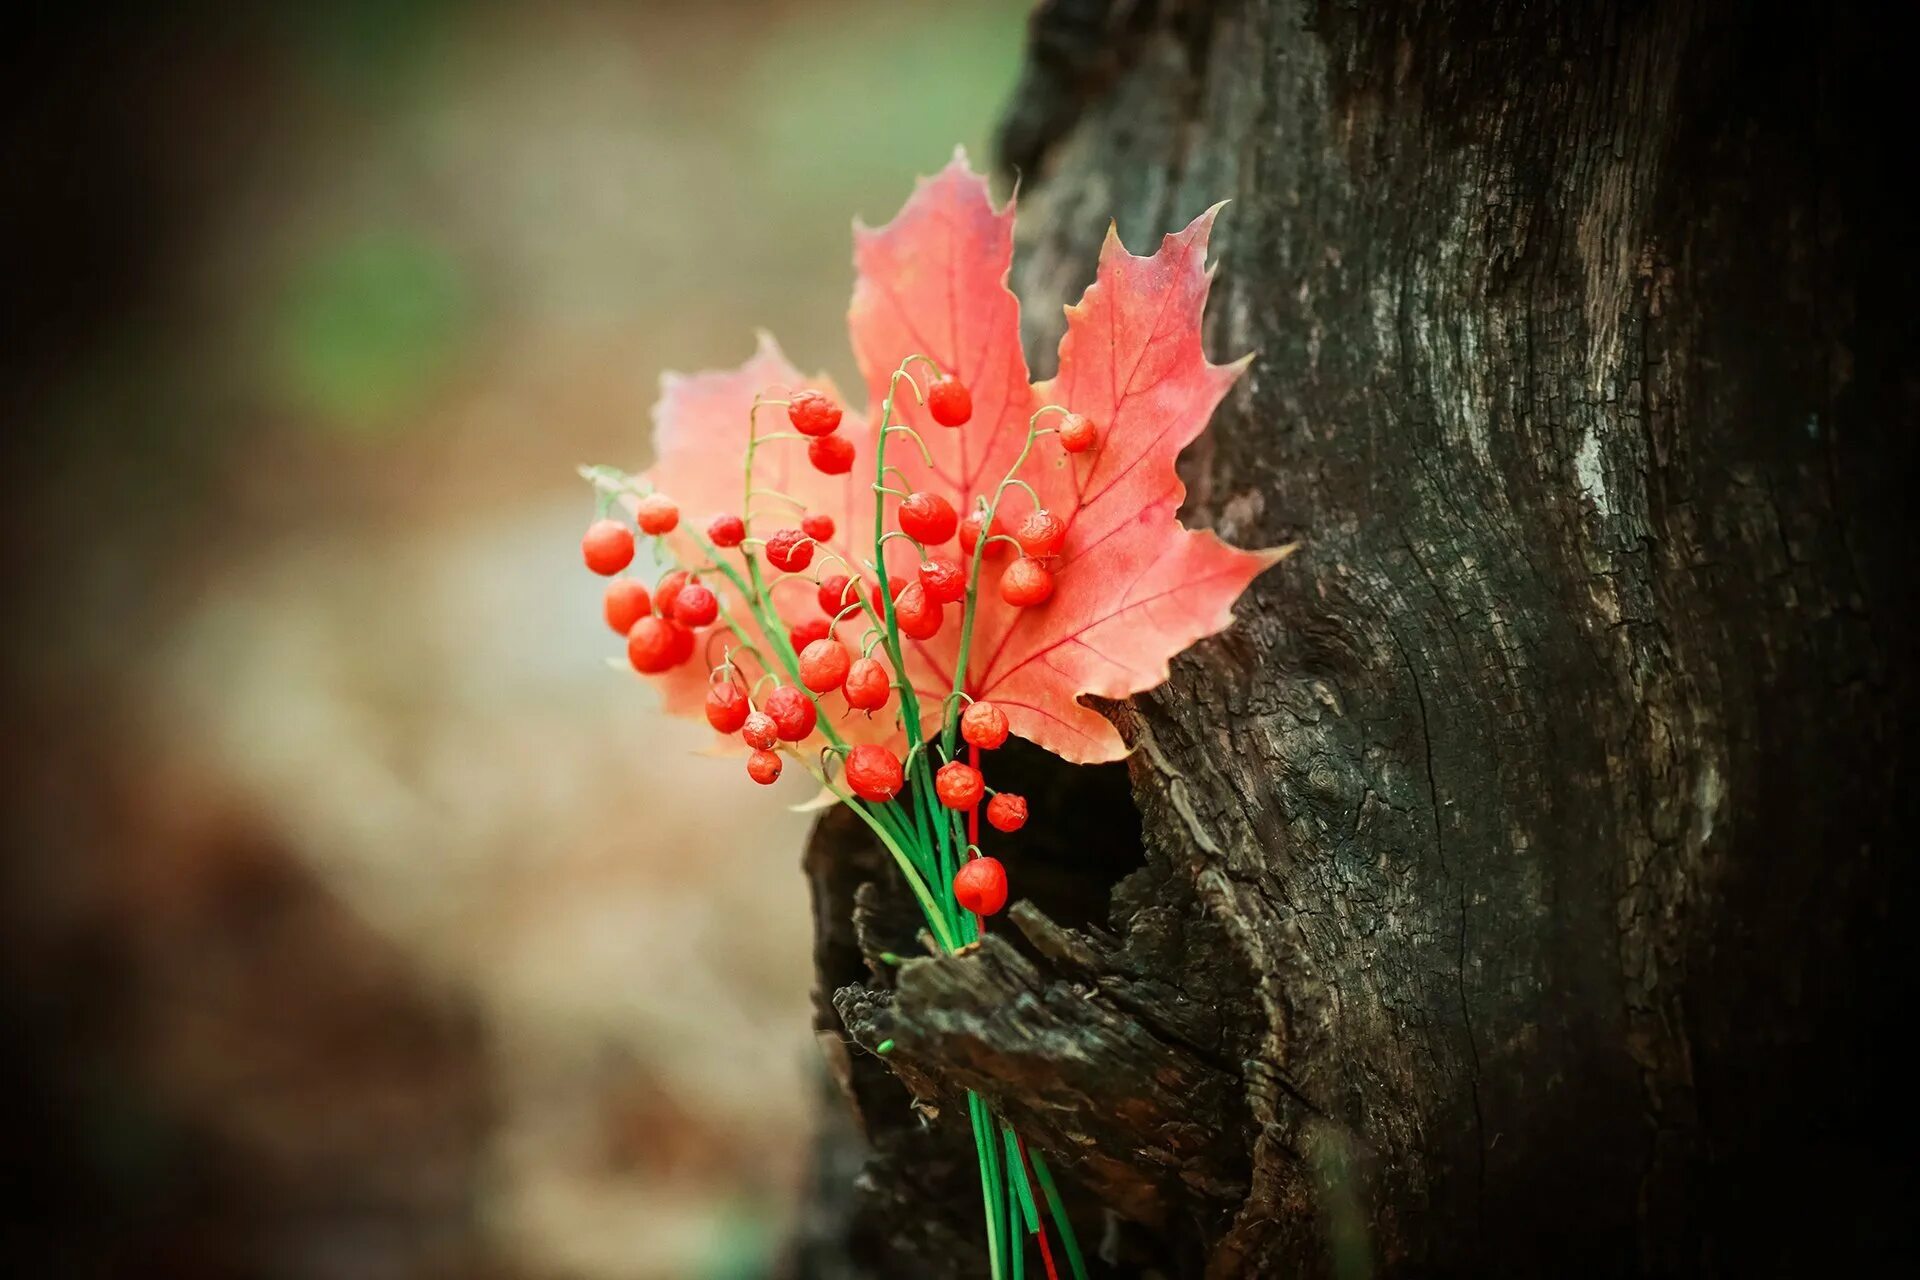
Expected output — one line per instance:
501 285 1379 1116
1017 1135 1061 1280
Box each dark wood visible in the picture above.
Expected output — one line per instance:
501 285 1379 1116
789 2 1919 1275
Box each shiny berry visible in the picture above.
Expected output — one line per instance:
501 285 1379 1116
787 390 842 437
898 492 958 545
747 750 783 785
1000 558 1054 607
893 580 943 640
582 520 634 575
653 569 690 617
818 574 854 616
927 375 972 427
1058 413 1097 453
953 857 1008 916
788 618 831 651
672 582 719 627
960 701 1009 750
603 579 651 634
635 494 679 535
705 682 751 733
708 514 746 547
799 638 852 692
935 761 985 810
844 744 904 802
918 557 966 604
843 657 891 711
742 711 778 751
986 793 1028 833
764 685 817 741
959 508 1008 559
765 529 814 572
808 434 855 475
626 616 679 673
801 512 835 543
1015 509 1065 557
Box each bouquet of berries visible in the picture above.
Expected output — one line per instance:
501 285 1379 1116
576 153 1282 1278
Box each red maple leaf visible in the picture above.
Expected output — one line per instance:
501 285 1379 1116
634 152 1285 763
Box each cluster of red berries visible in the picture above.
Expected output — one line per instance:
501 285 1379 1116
584 374 1101 923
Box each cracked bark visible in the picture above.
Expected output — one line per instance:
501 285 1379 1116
784 2 1917 1275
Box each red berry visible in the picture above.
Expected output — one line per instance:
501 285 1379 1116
927 375 972 427
708 514 746 547
603 579 651 634
843 657 891 711
635 494 680 535
801 512 836 543
747 750 783 785
1000 558 1054 607
959 508 1008 559
844 744 904 802
1015 509 1065 557
1058 413 1098 453
799 638 852 692
898 492 958 545
893 580 943 640
764 685 817 742
960 700 1009 750
787 389 842 437
877 574 907 601
808 434 855 475
582 519 635 575
666 621 696 667
918 557 966 604
765 529 814 572
986 793 1028 833
935 761 985 810
672 582 719 627
626 616 678 673
953 856 1008 916
788 618 831 651
653 569 690 617
705 681 751 733
817 574 854 616
742 710 778 751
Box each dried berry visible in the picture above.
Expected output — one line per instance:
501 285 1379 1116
626 616 679 673
747 750 783 784
1015 509 1065 557
999 558 1054 607
953 857 1008 916
986 793 1028 833
817 574 855 616
808 434 855 475
705 681 751 733
672 582 719 627
799 638 852 692
788 618 831 651
898 492 958 545
741 710 778 751
843 657 891 711
635 493 680 535
935 761 985 810
918 557 966 604
893 580 943 640
582 519 634 575
666 621 696 667
603 579 651 634
1058 413 1098 453
960 701 1009 750
708 513 746 547
958 508 1008 559
927 374 972 427
653 569 690 617
844 744 904 802
765 529 814 572
800 512 835 543
787 389 842 437
764 685 817 742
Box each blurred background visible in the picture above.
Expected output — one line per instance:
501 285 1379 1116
2 2 1031 1276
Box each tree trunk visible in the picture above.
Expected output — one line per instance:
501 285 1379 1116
786 2 1917 1275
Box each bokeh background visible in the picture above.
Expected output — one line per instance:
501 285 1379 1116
2 3 1031 1275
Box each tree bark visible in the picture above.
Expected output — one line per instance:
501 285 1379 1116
788 2 1918 1275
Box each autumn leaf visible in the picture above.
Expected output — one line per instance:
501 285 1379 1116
634 150 1284 763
